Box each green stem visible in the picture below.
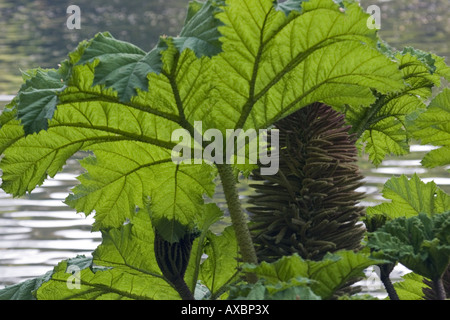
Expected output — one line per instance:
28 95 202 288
352 95 386 139
216 163 258 280
433 277 446 300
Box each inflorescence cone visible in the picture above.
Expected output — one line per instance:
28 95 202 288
248 102 366 263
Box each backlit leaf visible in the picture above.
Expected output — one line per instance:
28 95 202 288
367 174 450 219
347 47 448 165
242 250 382 299
408 88 450 168
0 0 409 235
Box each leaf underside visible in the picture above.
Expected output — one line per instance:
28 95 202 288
36 207 239 300
408 88 450 168
1 0 449 301
0 0 406 232
367 173 450 219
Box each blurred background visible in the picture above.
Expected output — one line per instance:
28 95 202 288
0 0 449 297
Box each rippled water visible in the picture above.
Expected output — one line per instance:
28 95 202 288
0 153 102 288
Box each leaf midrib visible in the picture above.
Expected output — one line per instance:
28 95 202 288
58 91 181 125
233 6 377 130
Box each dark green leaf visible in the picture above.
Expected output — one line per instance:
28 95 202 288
368 212 450 280
0 270 52 300
173 0 224 57
16 67 69 134
76 32 164 102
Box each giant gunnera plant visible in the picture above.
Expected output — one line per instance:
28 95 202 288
0 0 449 301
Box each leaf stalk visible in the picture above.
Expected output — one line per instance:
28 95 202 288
379 265 399 300
216 163 258 282
433 277 446 300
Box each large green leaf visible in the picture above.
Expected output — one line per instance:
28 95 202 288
200 0 404 133
367 174 450 219
0 0 406 232
0 39 216 230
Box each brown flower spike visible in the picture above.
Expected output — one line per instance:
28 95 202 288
248 103 366 263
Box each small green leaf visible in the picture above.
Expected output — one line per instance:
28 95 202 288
242 254 311 284
367 174 450 219
408 88 450 168
361 117 409 166
242 250 382 299
173 0 224 57
308 250 384 299
16 67 69 134
76 32 165 102
228 278 320 300
393 272 428 300
0 270 53 300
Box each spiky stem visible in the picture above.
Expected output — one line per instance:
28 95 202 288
217 163 258 281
